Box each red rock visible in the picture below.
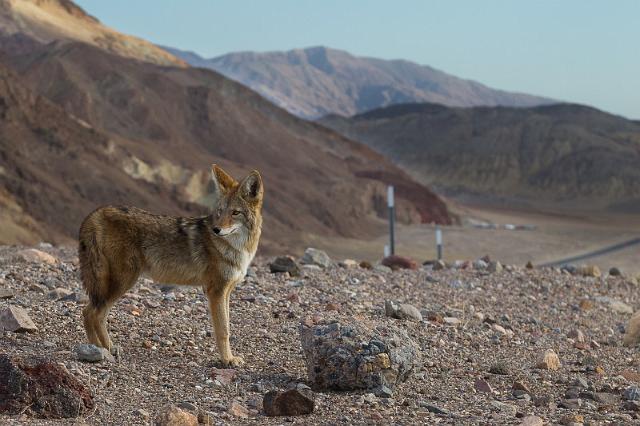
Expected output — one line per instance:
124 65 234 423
228 401 248 418
263 384 315 416
155 405 198 426
0 306 37 333
211 368 236 386
0 354 94 418
381 255 417 270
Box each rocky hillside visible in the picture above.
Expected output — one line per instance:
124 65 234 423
2 245 640 424
0 34 451 251
321 103 640 211
0 0 185 67
166 46 555 119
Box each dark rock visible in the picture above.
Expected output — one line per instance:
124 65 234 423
263 383 315 416
0 354 94 418
299 318 417 392
489 362 510 375
609 267 622 276
269 256 300 276
624 386 640 401
381 255 417 270
359 260 373 269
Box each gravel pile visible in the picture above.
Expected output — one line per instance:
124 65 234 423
1 245 640 425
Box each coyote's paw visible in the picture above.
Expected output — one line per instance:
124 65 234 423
222 355 245 367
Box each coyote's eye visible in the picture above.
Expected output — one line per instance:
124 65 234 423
231 210 242 216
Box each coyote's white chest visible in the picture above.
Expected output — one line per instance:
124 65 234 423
220 233 255 283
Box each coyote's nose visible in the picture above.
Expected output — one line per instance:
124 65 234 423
213 227 221 235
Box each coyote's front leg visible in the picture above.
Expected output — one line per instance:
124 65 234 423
206 285 244 367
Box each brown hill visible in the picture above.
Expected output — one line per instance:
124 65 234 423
166 45 555 119
0 63 201 245
0 0 185 67
0 39 451 252
320 103 640 211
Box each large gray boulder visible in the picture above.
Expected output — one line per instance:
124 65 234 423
300 248 331 268
300 317 418 396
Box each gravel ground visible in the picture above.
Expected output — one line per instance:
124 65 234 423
2 245 640 425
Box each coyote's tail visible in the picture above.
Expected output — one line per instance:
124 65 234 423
78 211 108 307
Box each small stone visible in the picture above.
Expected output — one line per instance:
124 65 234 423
134 408 150 420
624 386 640 401
491 401 517 416
578 264 601 277
567 329 586 343
210 368 236 386
0 306 38 332
384 300 423 321
624 311 640 346
578 299 594 310
74 344 114 363
263 383 315 416
432 260 446 271
519 415 544 426
155 405 198 426
359 260 373 269
443 317 461 325
177 402 198 412
593 392 617 405
609 267 622 276
373 385 393 398
381 255 417 270
536 349 561 370
474 378 493 393
339 259 358 269
560 414 584 425
512 381 531 393
269 256 300 276
325 303 340 311
473 259 488 269
47 288 73 300
16 248 58 265
0 289 14 299
300 248 331 268
559 399 582 410
488 261 503 273
228 401 248 418
489 362 510 375
608 299 633 314
624 400 640 411
525 261 534 269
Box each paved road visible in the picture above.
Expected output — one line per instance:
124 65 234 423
541 237 640 267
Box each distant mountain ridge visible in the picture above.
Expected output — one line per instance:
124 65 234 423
165 45 556 119
320 102 640 211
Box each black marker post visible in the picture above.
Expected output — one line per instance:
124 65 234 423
388 185 395 256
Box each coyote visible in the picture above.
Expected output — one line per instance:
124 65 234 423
78 165 263 366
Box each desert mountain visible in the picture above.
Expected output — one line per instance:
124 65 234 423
0 36 451 252
0 0 185 67
320 103 640 211
165 45 555 119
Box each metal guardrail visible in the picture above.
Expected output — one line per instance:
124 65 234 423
540 237 640 266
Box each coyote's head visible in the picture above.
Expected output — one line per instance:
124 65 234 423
209 164 263 237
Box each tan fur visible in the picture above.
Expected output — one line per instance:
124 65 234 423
78 165 263 366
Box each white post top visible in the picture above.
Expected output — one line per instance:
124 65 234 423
387 186 394 207
384 245 390 257
436 227 442 245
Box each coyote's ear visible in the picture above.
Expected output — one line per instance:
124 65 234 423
211 164 236 195
239 170 263 203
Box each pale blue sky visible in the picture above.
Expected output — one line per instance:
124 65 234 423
76 1 640 119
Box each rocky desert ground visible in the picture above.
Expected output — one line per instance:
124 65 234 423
2 244 640 425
